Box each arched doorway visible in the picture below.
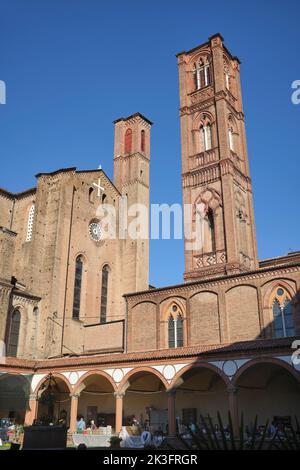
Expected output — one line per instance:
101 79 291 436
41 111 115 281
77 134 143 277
75 373 115 429
0 373 30 424
172 365 229 431
235 360 300 428
36 375 71 426
122 370 168 432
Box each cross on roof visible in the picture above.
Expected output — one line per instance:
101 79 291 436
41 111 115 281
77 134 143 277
93 177 104 198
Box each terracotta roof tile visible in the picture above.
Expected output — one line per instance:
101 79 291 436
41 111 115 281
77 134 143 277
1 337 296 372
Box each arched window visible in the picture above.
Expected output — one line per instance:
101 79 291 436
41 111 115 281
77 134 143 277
194 59 211 91
207 208 216 253
168 311 184 348
224 60 230 90
89 187 94 203
26 204 35 241
100 265 109 323
141 130 145 152
72 256 83 319
168 316 175 348
7 309 21 357
125 128 132 154
176 314 183 347
200 124 212 151
272 289 295 338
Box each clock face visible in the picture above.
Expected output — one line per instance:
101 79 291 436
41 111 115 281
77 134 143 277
89 221 102 241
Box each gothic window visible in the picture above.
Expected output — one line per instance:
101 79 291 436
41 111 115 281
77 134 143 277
200 124 212 151
125 128 132 154
207 208 216 253
224 60 230 90
89 187 94 203
168 311 184 348
168 316 175 348
176 314 184 347
7 309 21 357
26 204 35 241
100 264 109 323
194 59 211 91
141 130 145 152
72 256 83 319
272 289 295 338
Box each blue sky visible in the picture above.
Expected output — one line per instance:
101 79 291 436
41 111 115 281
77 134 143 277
1 0 299 287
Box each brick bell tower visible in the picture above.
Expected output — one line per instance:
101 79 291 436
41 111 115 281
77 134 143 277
113 112 152 292
177 33 258 280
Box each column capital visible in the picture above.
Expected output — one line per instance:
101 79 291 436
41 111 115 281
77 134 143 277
29 393 38 401
114 391 125 399
227 385 239 394
69 392 80 399
167 389 177 397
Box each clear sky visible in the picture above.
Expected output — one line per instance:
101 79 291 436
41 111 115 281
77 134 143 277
1 0 299 287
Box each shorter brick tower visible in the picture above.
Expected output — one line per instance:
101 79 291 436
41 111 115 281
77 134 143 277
113 112 152 292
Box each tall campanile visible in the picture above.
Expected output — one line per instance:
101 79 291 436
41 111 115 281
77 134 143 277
177 33 258 280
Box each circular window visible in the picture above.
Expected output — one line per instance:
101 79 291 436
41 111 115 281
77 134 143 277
89 221 102 241
277 288 284 296
172 305 178 312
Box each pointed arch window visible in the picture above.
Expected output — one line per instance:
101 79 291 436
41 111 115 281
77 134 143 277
141 130 145 152
176 314 184 347
7 309 21 357
26 204 35 241
207 208 216 253
72 256 83 319
168 312 184 348
272 289 295 338
100 264 109 323
224 61 230 90
89 187 94 203
168 316 175 348
125 128 132 154
200 124 212 151
194 60 211 91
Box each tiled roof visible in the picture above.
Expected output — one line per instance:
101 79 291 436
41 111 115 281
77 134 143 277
1 337 297 372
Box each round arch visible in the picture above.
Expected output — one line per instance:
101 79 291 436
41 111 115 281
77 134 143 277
170 361 231 390
189 289 219 301
119 366 169 393
34 372 72 395
0 372 31 424
119 366 169 432
74 369 117 394
231 357 300 427
131 300 157 311
232 357 300 387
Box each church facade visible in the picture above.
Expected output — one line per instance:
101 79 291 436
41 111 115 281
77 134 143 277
0 34 300 436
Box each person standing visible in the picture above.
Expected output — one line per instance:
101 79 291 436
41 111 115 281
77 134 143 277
76 416 86 432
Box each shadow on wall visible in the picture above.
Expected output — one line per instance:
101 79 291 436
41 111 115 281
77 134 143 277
0 373 32 423
169 286 300 429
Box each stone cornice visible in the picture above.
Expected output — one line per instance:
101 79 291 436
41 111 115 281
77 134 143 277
114 152 149 164
0 187 36 201
124 263 300 302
